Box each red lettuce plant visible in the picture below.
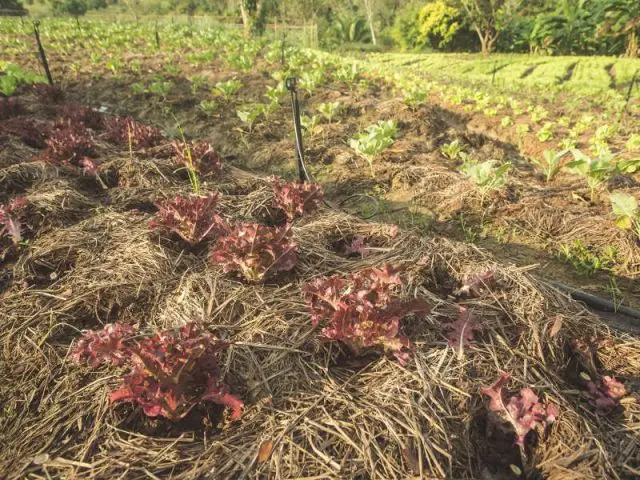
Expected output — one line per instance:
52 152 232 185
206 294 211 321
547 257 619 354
72 322 243 421
271 177 323 220
454 270 496 297
210 223 297 282
0 97 25 120
34 84 65 103
172 140 222 176
343 235 369 258
106 116 163 148
44 122 97 174
151 193 224 246
61 105 105 131
584 375 626 414
302 264 430 364
0 197 29 245
1 118 50 148
443 306 483 349
481 372 560 446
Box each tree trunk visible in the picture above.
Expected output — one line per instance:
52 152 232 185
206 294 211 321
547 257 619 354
475 26 496 55
626 30 638 58
239 2 250 35
363 0 377 46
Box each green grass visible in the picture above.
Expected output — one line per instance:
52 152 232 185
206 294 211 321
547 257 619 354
369 52 640 99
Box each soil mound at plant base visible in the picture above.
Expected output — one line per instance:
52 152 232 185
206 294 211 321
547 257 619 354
1 174 638 479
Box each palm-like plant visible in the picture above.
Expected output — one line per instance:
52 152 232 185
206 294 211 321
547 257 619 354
598 0 640 57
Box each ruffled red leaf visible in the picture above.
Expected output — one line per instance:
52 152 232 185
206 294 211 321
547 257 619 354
172 140 222 176
0 197 29 245
585 375 626 414
151 193 224 246
481 372 559 446
302 265 429 364
106 116 162 148
74 322 243 421
209 222 298 282
271 176 323 220
443 306 483 349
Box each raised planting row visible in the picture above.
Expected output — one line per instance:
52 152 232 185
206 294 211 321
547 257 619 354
1 57 640 479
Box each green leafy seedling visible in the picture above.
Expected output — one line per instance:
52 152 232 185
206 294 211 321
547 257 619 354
532 149 569 182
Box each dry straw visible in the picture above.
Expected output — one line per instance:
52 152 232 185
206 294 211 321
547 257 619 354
1 163 639 479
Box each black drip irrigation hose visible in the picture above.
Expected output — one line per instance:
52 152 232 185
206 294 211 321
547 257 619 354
541 279 640 329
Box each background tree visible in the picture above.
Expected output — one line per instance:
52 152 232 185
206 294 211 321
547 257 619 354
0 0 28 15
454 0 522 54
52 0 88 17
598 0 640 57
418 0 463 49
239 0 267 35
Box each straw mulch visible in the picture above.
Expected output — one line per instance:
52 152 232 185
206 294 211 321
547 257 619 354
1 155 639 480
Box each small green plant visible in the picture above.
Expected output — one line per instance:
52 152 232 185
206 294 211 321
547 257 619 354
530 105 548 124
300 114 321 137
557 240 617 276
264 85 282 104
590 124 616 155
334 63 360 87
148 79 173 101
460 159 511 206
536 122 555 142
440 139 465 161
349 120 397 177
403 87 427 110
299 70 324 93
609 192 640 239
317 101 341 123
532 149 569 182
236 104 263 132
501 116 514 127
558 137 577 150
199 99 218 117
130 82 147 95
189 75 208 95
565 149 617 202
214 79 242 100
626 134 640 152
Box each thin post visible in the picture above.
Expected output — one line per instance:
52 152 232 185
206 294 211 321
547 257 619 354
285 77 310 182
33 20 54 86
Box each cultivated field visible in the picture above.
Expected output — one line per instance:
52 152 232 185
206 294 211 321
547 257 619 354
1 18 639 479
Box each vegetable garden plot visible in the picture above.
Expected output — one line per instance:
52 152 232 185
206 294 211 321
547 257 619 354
0 18 639 479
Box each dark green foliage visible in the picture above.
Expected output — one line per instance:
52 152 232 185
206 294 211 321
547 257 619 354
52 0 88 17
0 0 28 15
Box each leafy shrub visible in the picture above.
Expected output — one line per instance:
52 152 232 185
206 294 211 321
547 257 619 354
271 177 323 221
481 372 559 446
210 223 297 282
0 197 28 245
106 116 163 149
236 104 263 132
302 264 430 364
172 141 222 176
151 193 224 247
72 322 243 421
